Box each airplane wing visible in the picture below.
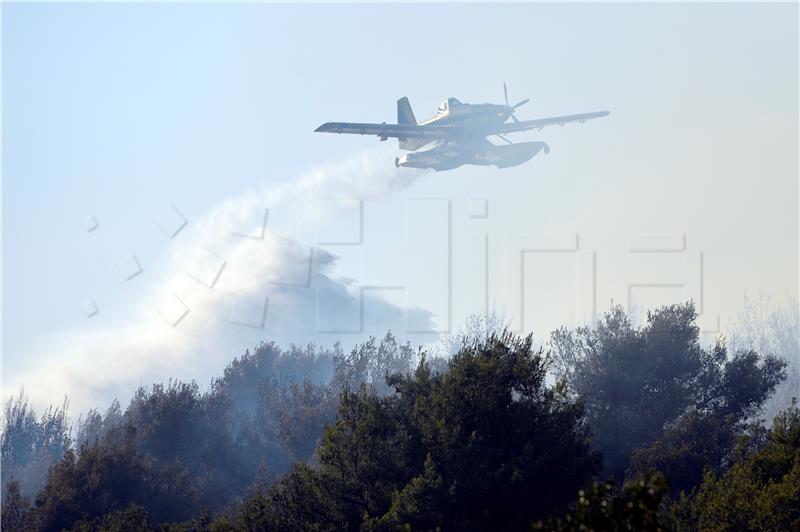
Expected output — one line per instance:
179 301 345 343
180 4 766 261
491 111 610 135
315 122 455 140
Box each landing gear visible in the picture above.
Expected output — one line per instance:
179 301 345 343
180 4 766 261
394 157 400 168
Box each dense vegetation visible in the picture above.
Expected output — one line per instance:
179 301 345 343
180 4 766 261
2 302 798 531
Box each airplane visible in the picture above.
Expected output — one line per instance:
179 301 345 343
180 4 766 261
314 84 609 172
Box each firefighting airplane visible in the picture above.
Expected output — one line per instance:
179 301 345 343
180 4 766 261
314 84 609 171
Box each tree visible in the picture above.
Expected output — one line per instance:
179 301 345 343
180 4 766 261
431 309 511 359
628 409 738 495
69 504 153 532
1 479 33 531
1 390 71 500
241 331 601 530
629 346 786 495
672 406 800 531
125 380 261 511
532 472 669 532
226 464 342 531
75 399 122 448
258 377 338 463
32 425 200 530
550 302 786 480
328 332 417 395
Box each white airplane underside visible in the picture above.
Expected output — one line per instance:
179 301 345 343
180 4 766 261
395 139 550 171
315 84 608 172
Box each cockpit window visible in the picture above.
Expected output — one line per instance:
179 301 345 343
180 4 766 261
438 100 448 112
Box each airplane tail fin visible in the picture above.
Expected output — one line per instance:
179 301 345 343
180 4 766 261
397 97 417 125
398 97 428 150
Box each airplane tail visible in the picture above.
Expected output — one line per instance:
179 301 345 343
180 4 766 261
397 97 416 125
397 97 428 151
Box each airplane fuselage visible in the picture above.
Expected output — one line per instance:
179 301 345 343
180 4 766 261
418 99 512 135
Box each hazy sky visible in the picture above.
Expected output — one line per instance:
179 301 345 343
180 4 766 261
3 3 798 411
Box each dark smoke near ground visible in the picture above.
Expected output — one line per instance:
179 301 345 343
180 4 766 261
2 302 798 531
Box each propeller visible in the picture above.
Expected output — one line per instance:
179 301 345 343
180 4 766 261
502 82 529 123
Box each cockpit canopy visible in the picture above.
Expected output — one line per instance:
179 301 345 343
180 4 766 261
437 97 463 113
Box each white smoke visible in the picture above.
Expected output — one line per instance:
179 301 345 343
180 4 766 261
8 146 433 413
729 294 800 421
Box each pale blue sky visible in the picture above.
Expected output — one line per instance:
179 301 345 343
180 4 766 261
3 3 798 410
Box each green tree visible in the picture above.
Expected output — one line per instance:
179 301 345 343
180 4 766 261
259 377 338 463
68 504 153 532
628 347 786 495
125 380 262 511
628 409 737 495
32 425 200 530
550 302 786 481
675 406 800 531
532 471 669 532
1 478 33 531
240 331 601 530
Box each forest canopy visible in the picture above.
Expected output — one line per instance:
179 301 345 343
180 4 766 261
1 301 798 531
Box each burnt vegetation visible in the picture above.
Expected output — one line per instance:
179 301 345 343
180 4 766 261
2 302 798 531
